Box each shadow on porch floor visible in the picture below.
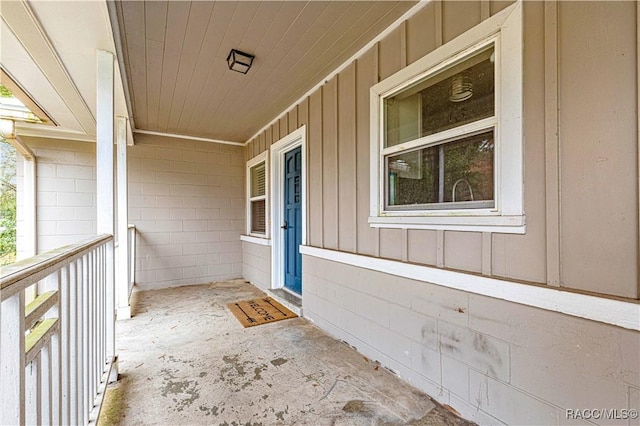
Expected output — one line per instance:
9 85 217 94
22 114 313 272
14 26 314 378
99 279 473 425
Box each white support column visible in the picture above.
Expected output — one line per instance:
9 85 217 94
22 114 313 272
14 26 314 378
10 136 37 302
116 116 130 319
11 136 37 259
96 50 116 370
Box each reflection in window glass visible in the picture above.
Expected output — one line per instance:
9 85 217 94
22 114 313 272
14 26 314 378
251 199 266 233
250 163 266 198
384 46 494 147
386 130 494 209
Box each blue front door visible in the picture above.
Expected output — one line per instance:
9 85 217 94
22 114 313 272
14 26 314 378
283 147 302 294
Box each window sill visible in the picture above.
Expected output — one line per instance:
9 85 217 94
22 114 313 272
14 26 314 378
368 214 525 234
240 235 272 246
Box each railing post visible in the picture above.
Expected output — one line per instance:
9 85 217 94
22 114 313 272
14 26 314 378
41 341 52 425
51 319 61 425
24 354 41 425
81 254 89 423
89 250 96 400
68 261 78 424
78 256 87 425
60 266 70 425
1 291 26 425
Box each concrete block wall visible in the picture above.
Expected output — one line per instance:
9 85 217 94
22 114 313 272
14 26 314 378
129 134 244 289
241 240 271 291
16 137 96 257
302 255 640 426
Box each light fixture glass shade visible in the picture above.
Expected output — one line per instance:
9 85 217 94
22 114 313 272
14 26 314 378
227 49 255 74
449 72 473 102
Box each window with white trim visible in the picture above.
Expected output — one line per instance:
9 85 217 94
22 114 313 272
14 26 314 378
370 2 524 233
246 152 268 237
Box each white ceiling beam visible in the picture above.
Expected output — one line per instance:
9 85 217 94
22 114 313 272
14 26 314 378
133 129 244 146
14 122 96 143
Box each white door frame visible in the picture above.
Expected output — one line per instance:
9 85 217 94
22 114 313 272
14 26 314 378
270 126 307 291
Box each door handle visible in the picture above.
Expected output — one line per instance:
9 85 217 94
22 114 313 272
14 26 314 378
281 221 288 229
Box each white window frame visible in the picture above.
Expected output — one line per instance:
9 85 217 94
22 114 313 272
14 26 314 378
246 151 269 238
369 2 524 234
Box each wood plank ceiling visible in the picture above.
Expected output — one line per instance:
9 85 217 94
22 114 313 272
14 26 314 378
115 1 417 143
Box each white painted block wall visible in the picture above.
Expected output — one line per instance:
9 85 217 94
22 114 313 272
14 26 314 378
242 240 271 291
302 255 640 426
129 134 244 289
16 137 97 258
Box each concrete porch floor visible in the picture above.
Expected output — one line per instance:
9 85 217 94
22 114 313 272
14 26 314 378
99 280 474 425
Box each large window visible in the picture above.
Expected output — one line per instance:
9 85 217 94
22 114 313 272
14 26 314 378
370 2 524 233
246 152 268 237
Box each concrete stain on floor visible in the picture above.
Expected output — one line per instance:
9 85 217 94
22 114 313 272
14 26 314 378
99 280 474 426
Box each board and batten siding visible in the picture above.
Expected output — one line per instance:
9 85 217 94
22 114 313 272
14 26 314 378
245 0 639 300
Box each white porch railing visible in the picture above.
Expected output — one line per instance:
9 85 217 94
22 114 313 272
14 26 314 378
0 235 115 425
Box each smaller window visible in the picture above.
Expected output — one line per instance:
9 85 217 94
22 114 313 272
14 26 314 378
246 153 268 237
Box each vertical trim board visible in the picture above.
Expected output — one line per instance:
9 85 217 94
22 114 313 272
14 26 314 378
637 0 640 297
272 122 284 145
374 43 380 258
337 64 358 253
279 115 288 140
481 0 491 21
544 1 561 286
309 90 324 248
288 107 298 134
401 228 408 262
482 232 492 275
436 230 445 268
265 126 272 149
435 0 443 47
400 21 407 68
355 50 377 256
406 2 438 66
321 77 339 250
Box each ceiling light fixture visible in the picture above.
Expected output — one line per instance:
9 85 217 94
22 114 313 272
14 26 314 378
227 49 255 74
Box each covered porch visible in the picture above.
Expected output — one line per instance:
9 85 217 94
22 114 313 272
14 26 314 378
101 279 467 425
2 0 640 425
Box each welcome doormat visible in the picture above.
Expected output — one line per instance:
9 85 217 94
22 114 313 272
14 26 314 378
227 297 297 328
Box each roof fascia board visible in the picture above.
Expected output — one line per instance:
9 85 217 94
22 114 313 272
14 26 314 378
0 68 55 126
105 0 135 133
